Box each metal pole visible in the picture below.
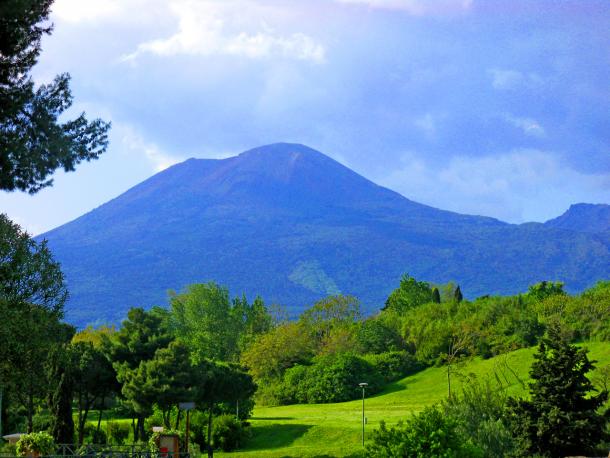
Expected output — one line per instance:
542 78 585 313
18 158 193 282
0 385 3 439
361 386 365 447
185 409 190 456
236 400 239 420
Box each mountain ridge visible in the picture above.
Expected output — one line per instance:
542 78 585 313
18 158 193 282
38 143 610 326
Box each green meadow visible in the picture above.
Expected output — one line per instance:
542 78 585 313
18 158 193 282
218 342 610 458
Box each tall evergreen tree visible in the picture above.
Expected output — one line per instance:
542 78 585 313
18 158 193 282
0 0 110 193
431 287 441 304
507 325 609 457
453 285 463 303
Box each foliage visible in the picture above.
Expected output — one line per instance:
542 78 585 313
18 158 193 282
300 295 361 347
507 325 609 457
170 283 240 363
15 432 55 456
46 343 75 444
367 406 481 458
384 275 432 314
0 0 110 193
106 422 130 445
281 353 382 404
356 319 405 354
443 379 515 457
0 214 68 408
71 341 118 444
211 415 250 452
241 321 314 382
362 351 423 384
526 280 565 302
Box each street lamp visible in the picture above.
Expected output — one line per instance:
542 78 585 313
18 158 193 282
359 382 368 447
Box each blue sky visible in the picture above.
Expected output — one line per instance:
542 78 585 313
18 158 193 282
1 0 609 234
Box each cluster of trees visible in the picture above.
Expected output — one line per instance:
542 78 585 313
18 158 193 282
239 274 609 406
0 256 267 456
367 326 610 457
241 295 422 405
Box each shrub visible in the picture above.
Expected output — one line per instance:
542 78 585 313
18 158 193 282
81 424 107 445
357 319 404 354
16 432 56 457
362 351 423 383
443 379 515 457
106 422 130 445
367 406 482 458
282 353 382 404
212 415 249 452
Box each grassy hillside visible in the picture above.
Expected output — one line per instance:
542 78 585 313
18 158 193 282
218 342 610 458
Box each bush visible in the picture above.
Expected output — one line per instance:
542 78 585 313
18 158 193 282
367 406 482 458
357 319 405 354
212 415 249 452
0 441 17 456
443 379 515 457
106 422 130 445
362 351 423 383
16 432 56 457
81 424 107 445
282 353 382 404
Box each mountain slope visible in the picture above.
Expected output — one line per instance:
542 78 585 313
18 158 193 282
38 143 610 326
545 203 610 234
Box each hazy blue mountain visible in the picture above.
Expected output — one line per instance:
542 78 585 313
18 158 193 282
545 203 610 234
38 143 610 326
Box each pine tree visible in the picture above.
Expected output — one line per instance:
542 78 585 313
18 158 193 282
0 0 110 193
431 287 441 303
453 285 463 303
507 325 609 457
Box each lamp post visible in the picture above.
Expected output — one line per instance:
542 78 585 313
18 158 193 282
359 382 368 447
179 402 195 456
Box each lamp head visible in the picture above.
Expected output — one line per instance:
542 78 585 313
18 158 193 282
359 382 368 387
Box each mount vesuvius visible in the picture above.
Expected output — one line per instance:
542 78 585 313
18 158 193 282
38 143 610 326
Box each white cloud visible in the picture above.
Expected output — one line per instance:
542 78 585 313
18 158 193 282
504 114 546 138
335 0 472 15
122 0 325 63
119 126 183 172
380 150 610 223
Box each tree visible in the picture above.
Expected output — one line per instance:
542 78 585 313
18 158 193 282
507 325 609 457
232 295 273 352
384 274 432 313
139 341 193 429
192 361 255 458
300 295 360 347
0 0 110 193
170 283 240 363
453 285 463 303
106 307 173 441
71 341 118 444
526 280 565 302
431 287 441 304
47 339 75 444
0 214 69 432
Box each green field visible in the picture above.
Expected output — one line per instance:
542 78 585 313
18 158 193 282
217 342 610 457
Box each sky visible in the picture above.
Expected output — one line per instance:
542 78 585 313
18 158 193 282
1 0 609 235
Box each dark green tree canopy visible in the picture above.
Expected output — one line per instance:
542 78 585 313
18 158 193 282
0 0 110 193
384 274 432 313
507 325 609 457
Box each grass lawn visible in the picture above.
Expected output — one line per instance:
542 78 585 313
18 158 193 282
218 342 610 458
